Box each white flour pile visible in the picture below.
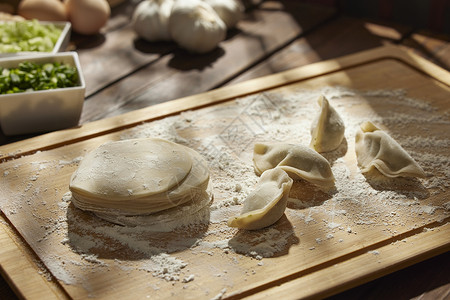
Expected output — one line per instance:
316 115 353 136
1 86 449 297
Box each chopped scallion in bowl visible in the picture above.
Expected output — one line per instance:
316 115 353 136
0 19 63 53
0 61 79 94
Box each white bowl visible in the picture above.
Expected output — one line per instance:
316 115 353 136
0 21 71 57
0 52 85 136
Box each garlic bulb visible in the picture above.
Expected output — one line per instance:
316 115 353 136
132 0 174 41
203 0 244 28
169 0 226 53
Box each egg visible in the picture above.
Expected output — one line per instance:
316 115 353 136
18 0 68 21
65 0 110 35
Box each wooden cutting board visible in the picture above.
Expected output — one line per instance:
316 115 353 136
0 46 449 300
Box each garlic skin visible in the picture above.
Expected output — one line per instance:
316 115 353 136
203 0 244 28
132 0 174 42
169 0 226 53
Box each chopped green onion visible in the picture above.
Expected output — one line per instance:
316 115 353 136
0 19 62 53
0 62 79 94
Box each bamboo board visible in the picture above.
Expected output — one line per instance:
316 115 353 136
0 46 449 299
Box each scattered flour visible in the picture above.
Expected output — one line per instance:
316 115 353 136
182 274 195 283
140 253 188 282
0 86 448 297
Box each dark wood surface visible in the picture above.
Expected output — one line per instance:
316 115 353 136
1 1 449 299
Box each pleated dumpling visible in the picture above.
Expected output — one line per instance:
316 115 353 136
228 168 293 230
310 95 345 152
355 121 426 178
253 143 335 189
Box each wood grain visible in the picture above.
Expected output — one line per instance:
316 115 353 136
0 45 430 162
1 1 450 299
0 46 449 300
243 223 450 300
0 214 68 300
78 2 335 122
71 1 334 99
227 17 413 86
401 30 450 71
329 251 450 300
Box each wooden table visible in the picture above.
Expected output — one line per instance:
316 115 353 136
1 1 449 299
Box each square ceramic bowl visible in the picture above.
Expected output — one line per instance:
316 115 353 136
0 52 85 136
0 21 71 57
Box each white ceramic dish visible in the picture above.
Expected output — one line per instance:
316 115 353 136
0 52 85 136
0 21 71 57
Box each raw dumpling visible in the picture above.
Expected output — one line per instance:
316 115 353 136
355 121 426 178
310 95 345 152
253 143 335 189
228 168 293 230
69 138 212 220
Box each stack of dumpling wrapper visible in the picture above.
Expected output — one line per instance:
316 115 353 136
69 138 211 225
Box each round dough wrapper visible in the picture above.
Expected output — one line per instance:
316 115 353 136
69 138 211 216
95 180 214 227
